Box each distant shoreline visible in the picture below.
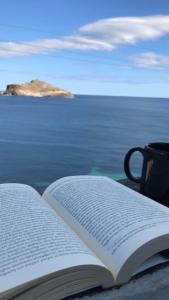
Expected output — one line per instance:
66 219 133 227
0 92 167 100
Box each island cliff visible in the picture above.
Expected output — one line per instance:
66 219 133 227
3 79 74 98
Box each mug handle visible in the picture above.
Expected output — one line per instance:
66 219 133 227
124 147 144 183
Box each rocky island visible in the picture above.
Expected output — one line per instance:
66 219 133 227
3 79 74 98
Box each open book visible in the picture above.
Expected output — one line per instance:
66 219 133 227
1 176 169 300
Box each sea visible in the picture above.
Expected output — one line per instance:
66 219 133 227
0 94 168 193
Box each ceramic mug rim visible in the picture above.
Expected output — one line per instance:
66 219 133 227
146 142 169 156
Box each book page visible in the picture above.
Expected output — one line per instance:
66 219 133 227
0 183 107 294
43 176 169 283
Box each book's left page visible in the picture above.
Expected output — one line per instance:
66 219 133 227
0 183 110 299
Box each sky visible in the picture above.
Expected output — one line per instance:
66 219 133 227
0 0 169 97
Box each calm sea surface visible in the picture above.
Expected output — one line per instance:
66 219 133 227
0 95 168 192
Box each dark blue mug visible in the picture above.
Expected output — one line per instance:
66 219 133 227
124 142 169 207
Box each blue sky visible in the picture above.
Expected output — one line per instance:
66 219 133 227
0 0 169 97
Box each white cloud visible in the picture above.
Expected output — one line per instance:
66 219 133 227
1 15 169 57
80 15 169 45
132 52 169 69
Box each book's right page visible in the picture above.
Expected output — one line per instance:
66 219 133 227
43 176 169 284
